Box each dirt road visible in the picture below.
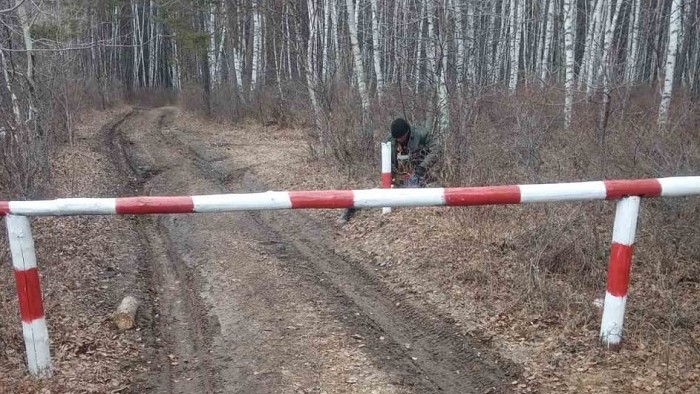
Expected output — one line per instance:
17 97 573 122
108 107 518 393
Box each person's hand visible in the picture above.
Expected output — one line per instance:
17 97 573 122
407 174 421 188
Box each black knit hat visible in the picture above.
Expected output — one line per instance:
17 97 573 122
390 118 411 139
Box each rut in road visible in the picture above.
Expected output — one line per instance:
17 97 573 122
115 107 520 393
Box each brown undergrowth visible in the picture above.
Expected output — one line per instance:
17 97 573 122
179 85 700 393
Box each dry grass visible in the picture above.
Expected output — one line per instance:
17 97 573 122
210 84 700 393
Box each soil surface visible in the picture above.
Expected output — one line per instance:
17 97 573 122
110 107 519 393
3 106 696 394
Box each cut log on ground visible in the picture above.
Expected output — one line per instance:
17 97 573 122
113 296 139 330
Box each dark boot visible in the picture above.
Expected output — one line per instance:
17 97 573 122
336 208 357 225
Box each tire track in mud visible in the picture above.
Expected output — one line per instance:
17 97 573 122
149 108 521 393
106 108 218 393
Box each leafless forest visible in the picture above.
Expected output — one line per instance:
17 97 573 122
1 0 699 195
0 1 699 392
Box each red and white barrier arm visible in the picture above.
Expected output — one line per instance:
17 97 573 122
5 215 52 377
0 177 698 216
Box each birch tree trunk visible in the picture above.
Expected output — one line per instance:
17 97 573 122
322 0 331 81
563 0 575 129
172 32 182 90
307 0 324 133
149 0 156 87
414 0 427 92
596 0 623 93
207 2 218 86
330 0 339 79
540 0 555 85
437 13 450 138
451 0 464 92
586 0 606 94
625 0 641 82
13 0 37 124
14 0 35 92
346 0 371 118
251 4 262 90
658 0 682 127
0 48 22 125
370 0 384 96
508 0 520 93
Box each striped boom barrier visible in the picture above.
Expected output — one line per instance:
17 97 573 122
1 176 698 375
381 142 392 214
1 177 698 216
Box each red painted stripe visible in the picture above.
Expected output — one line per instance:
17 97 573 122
0 201 8 216
289 190 355 209
444 186 521 206
381 173 392 188
116 196 194 214
604 179 662 200
606 242 634 297
14 268 45 323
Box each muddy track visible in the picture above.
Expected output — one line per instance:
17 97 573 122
110 107 519 393
106 109 217 393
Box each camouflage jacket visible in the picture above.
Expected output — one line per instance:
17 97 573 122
384 125 441 179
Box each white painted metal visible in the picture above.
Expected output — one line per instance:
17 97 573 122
519 181 606 203
381 141 392 214
193 192 293 212
6 215 52 377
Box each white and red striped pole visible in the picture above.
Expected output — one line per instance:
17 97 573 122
600 196 640 349
381 141 392 214
5 215 52 377
0 177 698 216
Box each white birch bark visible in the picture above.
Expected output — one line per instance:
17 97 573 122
14 0 34 89
132 0 139 88
563 0 575 129
370 0 384 96
172 32 181 90
251 6 263 90
465 0 475 86
658 0 682 127
0 48 22 125
330 0 339 75
207 2 218 85
508 0 521 93
285 9 293 80
626 0 642 82
488 0 502 83
322 0 331 81
596 0 623 92
346 0 371 116
437 20 450 137
426 0 436 82
415 0 427 92
540 0 555 85
451 0 464 91
307 0 324 131
148 0 156 86
586 0 606 94
217 7 227 84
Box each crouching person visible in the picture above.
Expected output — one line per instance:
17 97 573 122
337 117 441 224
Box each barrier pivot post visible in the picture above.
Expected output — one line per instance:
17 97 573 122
5 215 52 377
600 196 640 349
381 142 392 214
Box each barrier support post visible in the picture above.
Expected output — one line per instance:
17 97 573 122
5 215 52 377
600 196 640 349
381 142 392 214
